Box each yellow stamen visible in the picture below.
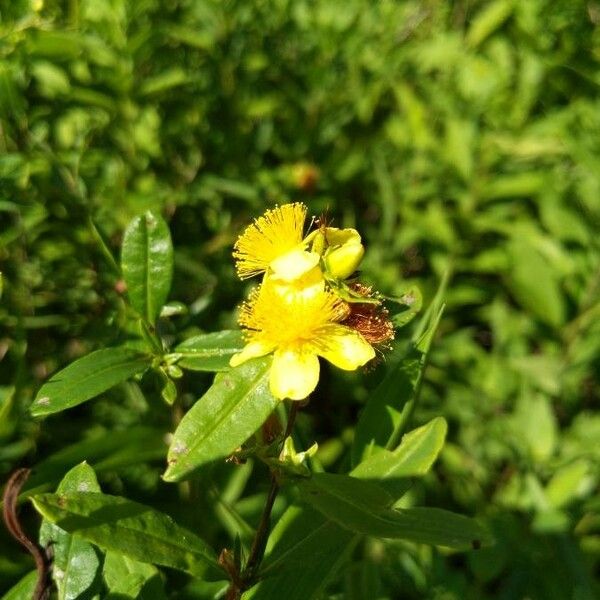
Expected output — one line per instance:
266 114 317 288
233 203 308 279
238 281 349 347
231 280 375 400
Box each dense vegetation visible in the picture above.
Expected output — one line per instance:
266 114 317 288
1 1 599 598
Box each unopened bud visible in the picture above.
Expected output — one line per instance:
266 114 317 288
324 242 364 279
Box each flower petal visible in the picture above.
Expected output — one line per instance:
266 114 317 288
230 340 275 368
324 227 362 246
316 325 375 370
269 248 320 282
269 266 324 300
269 348 320 400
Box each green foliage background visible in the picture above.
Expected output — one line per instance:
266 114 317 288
1 0 599 598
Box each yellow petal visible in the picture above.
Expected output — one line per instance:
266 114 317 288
269 248 320 282
269 348 320 400
316 325 375 370
230 340 275 368
269 266 325 300
324 227 361 246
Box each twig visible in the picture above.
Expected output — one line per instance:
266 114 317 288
226 402 301 597
2 468 52 600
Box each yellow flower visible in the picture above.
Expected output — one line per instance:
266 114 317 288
230 280 376 400
233 203 320 282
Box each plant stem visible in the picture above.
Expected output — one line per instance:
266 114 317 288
236 401 300 592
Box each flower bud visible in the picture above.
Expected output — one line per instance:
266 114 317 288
323 229 365 279
325 243 364 279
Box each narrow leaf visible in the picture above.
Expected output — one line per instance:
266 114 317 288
174 330 245 372
1 572 38 600
31 492 222 580
249 416 451 599
39 463 102 600
121 211 173 323
352 417 447 481
351 345 424 465
351 302 444 465
31 348 152 417
163 357 278 481
506 238 565 328
387 285 422 328
298 474 490 549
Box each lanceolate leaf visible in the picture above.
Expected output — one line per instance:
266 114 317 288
352 417 448 482
249 419 451 599
174 330 245 372
39 462 102 600
351 344 425 465
387 285 423 328
121 211 173 324
297 473 490 549
351 302 445 466
163 357 278 481
31 348 152 417
31 492 222 580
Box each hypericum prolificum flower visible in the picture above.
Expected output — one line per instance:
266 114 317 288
230 279 375 400
230 202 392 401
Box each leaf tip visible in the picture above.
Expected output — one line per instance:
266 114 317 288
161 465 180 483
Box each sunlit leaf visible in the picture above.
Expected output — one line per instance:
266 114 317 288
39 462 102 600
32 492 222 580
31 349 152 417
174 330 244 372
121 211 173 324
164 357 277 481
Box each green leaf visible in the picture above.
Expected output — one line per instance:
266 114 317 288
248 416 450 599
351 347 423 466
121 211 173 324
387 285 423 328
298 473 490 549
39 463 102 600
514 394 557 463
466 0 513 48
1 572 38 600
351 302 444 466
174 330 245 372
244 507 356 600
31 492 222 580
546 459 591 509
506 238 565 328
31 348 152 417
163 357 278 481
352 417 447 482
103 551 167 599
20 426 166 498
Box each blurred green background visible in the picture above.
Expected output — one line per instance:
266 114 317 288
1 0 599 598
